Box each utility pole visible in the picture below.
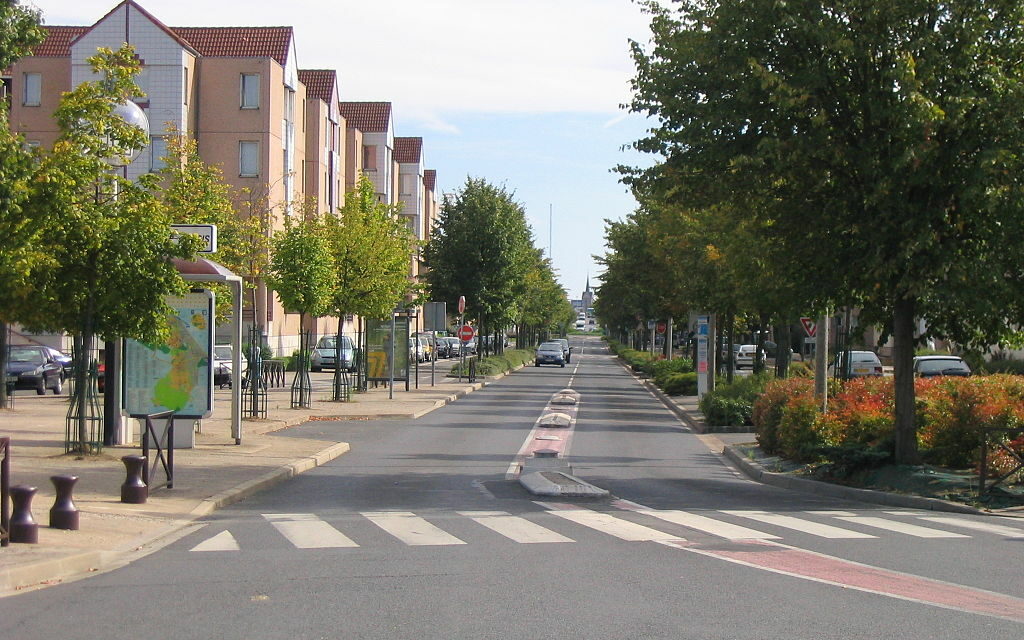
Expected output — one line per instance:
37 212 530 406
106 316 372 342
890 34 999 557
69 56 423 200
815 311 830 412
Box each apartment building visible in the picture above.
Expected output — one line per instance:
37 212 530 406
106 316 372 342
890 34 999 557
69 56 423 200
338 101 395 204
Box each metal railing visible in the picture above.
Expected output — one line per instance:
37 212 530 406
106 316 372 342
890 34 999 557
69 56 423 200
979 427 1024 496
136 410 175 491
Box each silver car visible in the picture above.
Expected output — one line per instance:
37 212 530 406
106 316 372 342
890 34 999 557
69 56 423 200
311 335 356 372
535 342 566 367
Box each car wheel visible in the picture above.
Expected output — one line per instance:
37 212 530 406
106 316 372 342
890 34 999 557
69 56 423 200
560 363 565 368
36 378 46 395
311 365 321 372
535 362 540 367
52 376 63 395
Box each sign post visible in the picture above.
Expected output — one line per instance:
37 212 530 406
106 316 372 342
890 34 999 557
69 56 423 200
458 324 474 383
696 315 710 399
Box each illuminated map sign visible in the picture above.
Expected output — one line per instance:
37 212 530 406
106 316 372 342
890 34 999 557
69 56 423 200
124 291 214 419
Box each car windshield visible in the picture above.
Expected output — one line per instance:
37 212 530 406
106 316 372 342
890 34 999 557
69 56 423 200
316 336 353 350
539 343 561 351
918 358 968 373
9 350 44 364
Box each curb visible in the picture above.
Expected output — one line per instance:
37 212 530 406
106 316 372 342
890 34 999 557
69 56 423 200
720 444 986 515
1 441 352 595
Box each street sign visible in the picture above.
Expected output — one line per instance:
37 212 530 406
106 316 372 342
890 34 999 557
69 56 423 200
800 317 817 338
656 321 667 335
458 324 475 342
170 224 218 253
457 295 466 315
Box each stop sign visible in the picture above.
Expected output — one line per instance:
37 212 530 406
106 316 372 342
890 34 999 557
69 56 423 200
458 324 475 341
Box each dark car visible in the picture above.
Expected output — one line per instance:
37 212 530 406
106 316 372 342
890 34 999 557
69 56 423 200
535 342 566 367
40 346 73 380
6 346 63 395
913 355 971 377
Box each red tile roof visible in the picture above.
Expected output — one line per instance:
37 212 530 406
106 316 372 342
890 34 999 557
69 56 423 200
394 137 423 164
32 26 88 57
297 69 336 103
173 27 294 65
338 102 391 133
424 170 437 191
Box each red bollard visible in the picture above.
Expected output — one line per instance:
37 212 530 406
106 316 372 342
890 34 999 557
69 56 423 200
120 455 148 504
49 474 79 530
10 485 39 544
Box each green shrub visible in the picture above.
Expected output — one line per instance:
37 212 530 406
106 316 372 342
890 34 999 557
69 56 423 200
981 359 1024 375
776 395 822 461
662 372 697 396
814 442 892 479
701 395 753 426
448 349 534 377
651 358 695 387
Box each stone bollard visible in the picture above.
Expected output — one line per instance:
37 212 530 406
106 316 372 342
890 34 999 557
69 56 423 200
120 455 148 504
9 485 39 544
49 475 80 530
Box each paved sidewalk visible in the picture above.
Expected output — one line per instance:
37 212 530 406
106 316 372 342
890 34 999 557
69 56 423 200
0 369 492 595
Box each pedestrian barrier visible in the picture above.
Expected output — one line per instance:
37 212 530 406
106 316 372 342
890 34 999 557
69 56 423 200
0 436 9 547
49 474 79 530
262 359 286 388
979 426 1024 496
135 409 175 491
9 484 38 543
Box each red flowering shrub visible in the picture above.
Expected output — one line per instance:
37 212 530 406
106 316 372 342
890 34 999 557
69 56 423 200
820 377 894 447
752 378 814 454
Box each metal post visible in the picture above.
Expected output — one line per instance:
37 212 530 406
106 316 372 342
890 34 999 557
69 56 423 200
388 313 396 400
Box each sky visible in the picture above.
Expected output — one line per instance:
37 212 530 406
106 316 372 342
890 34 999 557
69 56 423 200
33 0 656 299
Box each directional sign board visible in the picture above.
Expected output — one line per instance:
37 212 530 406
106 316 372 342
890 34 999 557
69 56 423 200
171 224 218 253
458 324 475 342
800 317 817 338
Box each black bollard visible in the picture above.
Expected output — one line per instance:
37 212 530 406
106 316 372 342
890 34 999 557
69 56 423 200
49 474 80 530
120 455 148 504
10 485 39 544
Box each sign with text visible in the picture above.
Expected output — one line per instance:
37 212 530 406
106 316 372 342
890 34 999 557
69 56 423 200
696 315 710 399
170 224 218 253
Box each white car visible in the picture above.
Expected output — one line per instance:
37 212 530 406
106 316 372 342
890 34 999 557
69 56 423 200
213 344 247 388
735 344 758 369
829 350 883 378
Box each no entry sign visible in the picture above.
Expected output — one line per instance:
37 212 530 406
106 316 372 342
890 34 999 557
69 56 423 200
458 324 475 341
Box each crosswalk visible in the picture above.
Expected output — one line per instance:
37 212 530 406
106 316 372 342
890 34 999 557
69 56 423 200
189 505 1024 552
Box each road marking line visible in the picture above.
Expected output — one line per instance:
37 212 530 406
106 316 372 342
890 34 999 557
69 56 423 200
721 510 876 539
263 513 359 548
459 511 574 543
541 506 682 542
915 516 1024 538
638 509 781 540
832 516 969 538
362 511 466 546
190 530 240 552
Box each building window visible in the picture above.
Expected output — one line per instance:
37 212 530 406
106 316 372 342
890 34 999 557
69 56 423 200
183 67 189 105
239 141 259 177
363 145 377 171
240 73 260 109
23 72 41 107
401 174 417 196
150 137 167 173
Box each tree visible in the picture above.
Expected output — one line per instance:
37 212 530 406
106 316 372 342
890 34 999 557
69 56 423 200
322 176 416 398
626 0 1024 462
266 212 335 407
0 0 45 408
423 177 533 353
517 249 572 346
23 46 197 451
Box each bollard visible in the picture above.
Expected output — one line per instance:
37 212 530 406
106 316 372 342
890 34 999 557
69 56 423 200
120 455 148 504
49 475 80 530
9 485 39 544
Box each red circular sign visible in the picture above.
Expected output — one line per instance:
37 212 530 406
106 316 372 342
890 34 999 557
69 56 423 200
656 321 667 335
458 324 475 341
458 296 466 314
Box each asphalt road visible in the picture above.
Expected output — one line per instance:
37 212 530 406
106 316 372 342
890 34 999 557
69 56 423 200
1 335 1022 639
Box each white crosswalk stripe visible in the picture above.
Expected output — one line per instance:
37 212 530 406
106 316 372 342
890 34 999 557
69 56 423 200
362 511 466 546
637 509 781 540
190 530 239 552
263 513 359 548
187 507 1023 552
539 505 682 542
459 511 574 543
720 510 877 539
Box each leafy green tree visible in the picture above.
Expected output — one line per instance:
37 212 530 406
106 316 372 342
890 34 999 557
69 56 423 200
322 176 416 397
23 46 197 451
0 0 45 408
424 177 533 353
626 0 1024 462
517 250 572 346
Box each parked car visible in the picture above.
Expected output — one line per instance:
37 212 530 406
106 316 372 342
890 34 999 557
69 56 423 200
5 346 63 395
311 335 356 372
735 344 758 369
555 338 571 363
213 344 248 388
39 346 73 380
913 355 971 377
535 342 566 367
829 350 884 378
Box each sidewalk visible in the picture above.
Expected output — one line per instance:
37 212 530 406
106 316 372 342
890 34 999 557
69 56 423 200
0 369 492 595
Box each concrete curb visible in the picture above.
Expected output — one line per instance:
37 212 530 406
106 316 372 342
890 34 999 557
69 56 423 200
1 441 352 595
720 444 986 515
520 471 610 498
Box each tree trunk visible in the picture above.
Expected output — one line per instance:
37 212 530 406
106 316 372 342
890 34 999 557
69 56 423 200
892 296 919 464
0 321 8 409
333 314 345 400
753 312 769 374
